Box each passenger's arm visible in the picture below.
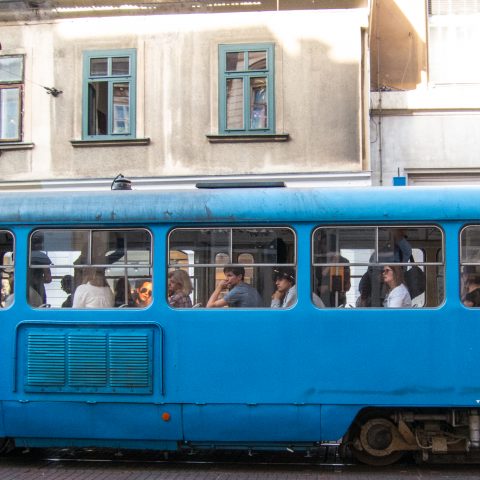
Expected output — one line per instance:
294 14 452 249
206 281 228 308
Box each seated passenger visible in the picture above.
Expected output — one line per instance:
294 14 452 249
464 288 480 308
29 234 52 304
72 268 114 309
206 266 263 308
133 279 152 308
382 265 412 308
4 273 13 307
61 274 73 308
271 267 296 308
114 278 134 307
168 270 193 308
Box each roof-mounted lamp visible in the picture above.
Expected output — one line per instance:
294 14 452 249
111 174 132 191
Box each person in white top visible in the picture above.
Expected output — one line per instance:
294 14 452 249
271 267 297 308
382 265 412 308
73 268 114 309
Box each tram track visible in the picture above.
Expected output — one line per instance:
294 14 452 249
5 443 355 468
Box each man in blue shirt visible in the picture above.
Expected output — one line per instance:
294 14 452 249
206 266 263 308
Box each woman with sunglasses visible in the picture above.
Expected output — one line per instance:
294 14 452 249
134 280 153 308
382 265 412 308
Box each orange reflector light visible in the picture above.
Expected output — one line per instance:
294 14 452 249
162 412 171 422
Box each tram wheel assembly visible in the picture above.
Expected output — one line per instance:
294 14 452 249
343 413 405 466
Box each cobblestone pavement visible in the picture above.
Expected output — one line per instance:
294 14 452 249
2 448 480 479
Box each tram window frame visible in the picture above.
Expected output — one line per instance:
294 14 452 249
0 231 14 308
460 225 480 308
311 225 445 309
28 228 153 309
167 226 297 309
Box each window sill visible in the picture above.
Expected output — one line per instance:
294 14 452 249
0 142 34 151
71 138 150 148
207 134 289 143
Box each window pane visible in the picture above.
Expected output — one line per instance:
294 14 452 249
0 56 23 82
461 226 480 263
313 227 377 264
248 51 267 70
113 83 130 134
169 229 230 265
0 88 20 140
232 228 295 264
313 226 443 309
29 229 151 309
226 78 244 130
226 52 244 71
112 57 130 76
250 77 267 129
90 58 108 76
88 82 108 135
0 231 14 308
168 227 296 309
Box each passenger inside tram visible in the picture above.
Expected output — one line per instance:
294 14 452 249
133 280 153 308
270 267 296 308
207 266 263 308
381 264 412 308
72 267 114 309
168 270 193 308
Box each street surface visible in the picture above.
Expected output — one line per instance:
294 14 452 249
2 448 480 479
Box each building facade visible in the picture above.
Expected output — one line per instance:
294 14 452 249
370 0 480 186
0 0 371 190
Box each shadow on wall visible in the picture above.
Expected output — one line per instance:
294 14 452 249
370 0 427 91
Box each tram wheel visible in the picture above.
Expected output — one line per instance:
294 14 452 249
343 412 404 466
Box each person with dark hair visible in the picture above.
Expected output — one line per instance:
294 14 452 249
271 267 296 308
382 265 412 308
29 233 52 305
206 265 263 308
133 279 152 308
61 274 73 308
464 288 480 308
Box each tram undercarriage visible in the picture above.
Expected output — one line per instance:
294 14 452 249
343 408 480 465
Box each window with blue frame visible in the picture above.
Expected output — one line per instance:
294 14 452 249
82 50 136 140
219 44 275 135
0 55 23 142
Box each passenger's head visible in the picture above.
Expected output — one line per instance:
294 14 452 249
223 266 245 288
273 267 295 292
61 274 73 294
83 268 108 287
382 265 404 289
465 289 480 308
168 269 192 296
135 279 152 306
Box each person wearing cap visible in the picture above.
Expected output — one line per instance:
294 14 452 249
271 267 297 308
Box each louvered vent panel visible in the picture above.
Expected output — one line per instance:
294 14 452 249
68 335 107 386
109 335 150 388
27 334 66 386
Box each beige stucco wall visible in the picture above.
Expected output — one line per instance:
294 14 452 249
0 9 368 182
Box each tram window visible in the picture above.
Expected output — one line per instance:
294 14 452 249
168 227 296 308
312 226 444 309
0 231 14 308
28 229 152 309
460 226 480 307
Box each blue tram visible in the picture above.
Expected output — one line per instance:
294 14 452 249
0 184 479 465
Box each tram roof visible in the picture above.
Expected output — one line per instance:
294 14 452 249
0 185 477 225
